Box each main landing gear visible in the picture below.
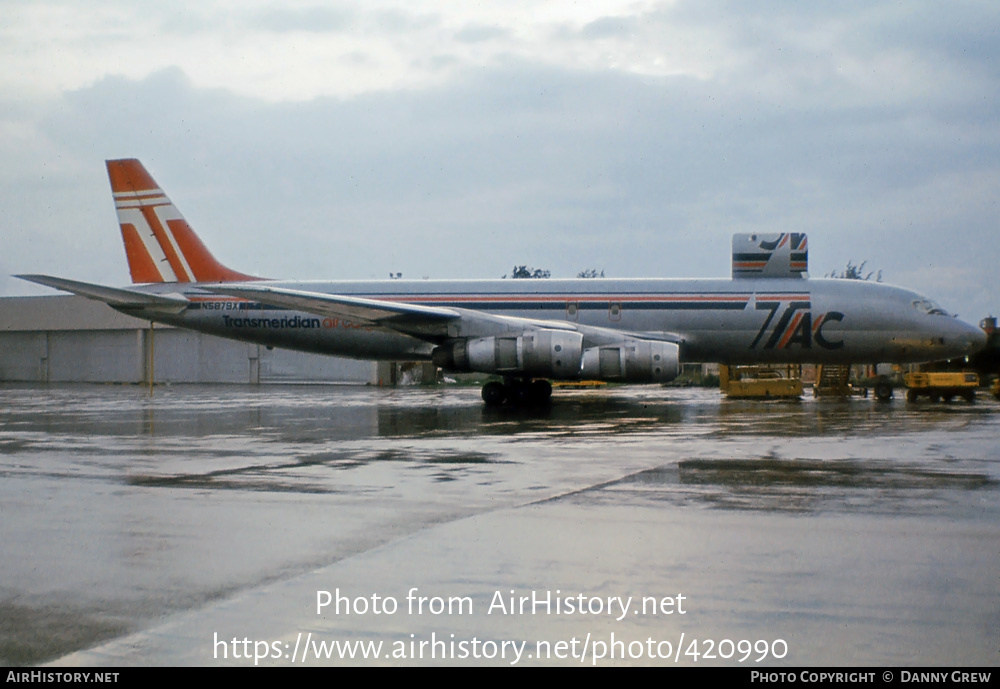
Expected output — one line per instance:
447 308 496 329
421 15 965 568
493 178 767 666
481 378 553 407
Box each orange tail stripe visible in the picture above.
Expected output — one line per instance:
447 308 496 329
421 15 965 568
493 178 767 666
167 220 256 282
120 224 166 283
139 205 192 282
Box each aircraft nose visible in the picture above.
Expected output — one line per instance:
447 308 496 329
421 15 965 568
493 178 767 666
931 319 988 361
950 318 988 356
966 323 988 354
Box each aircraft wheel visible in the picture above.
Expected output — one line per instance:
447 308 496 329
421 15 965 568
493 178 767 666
482 381 507 406
930 393 941 403
905 389 918 403
874 378 894 402
942 393 954 402
529 379 553 405
963 391 975 403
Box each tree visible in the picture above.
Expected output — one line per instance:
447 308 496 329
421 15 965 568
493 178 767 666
577 268 605 278
504 265 551 279
826 260 882 282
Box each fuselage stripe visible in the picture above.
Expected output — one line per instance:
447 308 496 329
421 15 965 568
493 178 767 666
185 292 812 313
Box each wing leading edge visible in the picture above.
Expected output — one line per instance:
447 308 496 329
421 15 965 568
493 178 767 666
209 284 687 391
207 283 684 345
207 284 461 339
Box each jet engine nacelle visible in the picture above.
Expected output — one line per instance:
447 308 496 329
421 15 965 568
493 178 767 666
433 329 584 378
580 340 680 382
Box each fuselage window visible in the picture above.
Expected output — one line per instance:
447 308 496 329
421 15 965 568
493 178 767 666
609 301 622 322
566 301 579 321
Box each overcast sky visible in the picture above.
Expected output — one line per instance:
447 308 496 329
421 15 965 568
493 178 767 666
2 0 998 321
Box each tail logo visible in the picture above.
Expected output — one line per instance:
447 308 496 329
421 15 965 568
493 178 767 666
106 159 256 284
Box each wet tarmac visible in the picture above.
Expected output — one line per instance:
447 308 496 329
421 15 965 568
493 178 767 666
1 383 997 666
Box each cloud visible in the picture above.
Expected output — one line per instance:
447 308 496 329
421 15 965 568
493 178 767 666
248 6 357 33
579 16 642 40
2 1 998 320
455 25 509 44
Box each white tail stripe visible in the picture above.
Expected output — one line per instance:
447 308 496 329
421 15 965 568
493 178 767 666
113 188 164 199
113 182 194 281
115 197 170 209
152 204 194 281
116 207 178 282
114 196 163 202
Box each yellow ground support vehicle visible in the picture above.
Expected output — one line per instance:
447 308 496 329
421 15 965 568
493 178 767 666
991 377 1000 401
719 365 803 399
903 371 978 403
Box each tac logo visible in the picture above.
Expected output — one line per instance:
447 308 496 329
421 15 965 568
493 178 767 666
750 300 844 350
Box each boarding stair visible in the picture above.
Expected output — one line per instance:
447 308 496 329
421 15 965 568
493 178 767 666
812 365 853 397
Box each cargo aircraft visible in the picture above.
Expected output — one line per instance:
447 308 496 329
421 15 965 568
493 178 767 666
17 159 986 405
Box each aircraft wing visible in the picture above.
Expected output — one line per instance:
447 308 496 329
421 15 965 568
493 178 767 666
16 274 190 315
208 284 462 338
208 283 685 345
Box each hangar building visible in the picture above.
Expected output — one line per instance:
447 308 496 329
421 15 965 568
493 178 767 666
0 296 375 385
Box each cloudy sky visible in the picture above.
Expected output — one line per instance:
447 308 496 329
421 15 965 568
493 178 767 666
2 0 998 321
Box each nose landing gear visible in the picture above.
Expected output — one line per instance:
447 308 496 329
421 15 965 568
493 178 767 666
873 375 894 402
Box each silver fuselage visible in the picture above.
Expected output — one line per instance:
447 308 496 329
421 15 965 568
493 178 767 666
132 276 986 369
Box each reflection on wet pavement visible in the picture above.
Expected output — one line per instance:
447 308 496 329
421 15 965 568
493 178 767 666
585 459 994 515
1 383 998 665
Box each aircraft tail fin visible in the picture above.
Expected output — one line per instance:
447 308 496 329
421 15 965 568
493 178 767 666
106 159 258 284
732 233 808 279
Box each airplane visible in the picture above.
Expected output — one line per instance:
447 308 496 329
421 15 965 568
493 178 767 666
17 158 987 405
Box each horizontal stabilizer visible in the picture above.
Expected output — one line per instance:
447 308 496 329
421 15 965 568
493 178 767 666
15 274 190 314
732 233 808 279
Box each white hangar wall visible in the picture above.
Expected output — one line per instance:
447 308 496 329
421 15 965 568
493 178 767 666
0 296 375 385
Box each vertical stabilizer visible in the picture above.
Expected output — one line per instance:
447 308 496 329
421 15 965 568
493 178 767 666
732 233 808 279
106 159 257 283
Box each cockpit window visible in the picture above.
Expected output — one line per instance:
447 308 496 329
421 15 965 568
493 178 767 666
912 299 951 316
